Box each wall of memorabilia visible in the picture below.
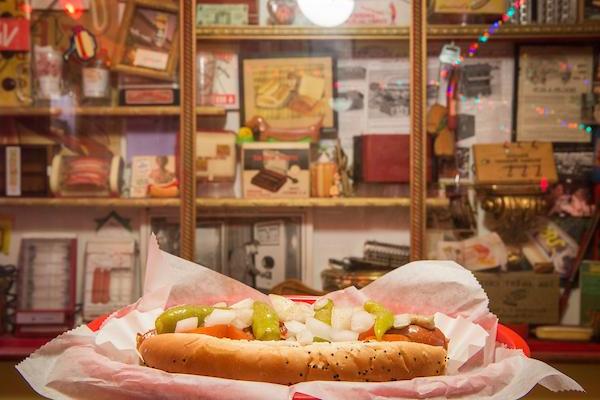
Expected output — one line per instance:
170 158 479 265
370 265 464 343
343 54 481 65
0 0 599 354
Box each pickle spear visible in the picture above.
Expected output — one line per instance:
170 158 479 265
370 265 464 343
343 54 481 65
364 300 394 340
252 301 281 341
155 305 214 334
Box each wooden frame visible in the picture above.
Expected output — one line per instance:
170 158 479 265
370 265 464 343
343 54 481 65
113 0 180 80
240 55 336 130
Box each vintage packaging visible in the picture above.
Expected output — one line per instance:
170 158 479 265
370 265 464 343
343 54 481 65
580 260 600 326
525 219 579 278
242 142 310 198
0 146 52 197
130 155 178 198
434 0 506 14
474 271 560 324
196 131 236 182
197 4 249 25
353 134 432 183
437 232 508 271
15 238 77 337
83 240 136 322
199 0 258 24
0 0 32 107
118 75 180 106
49 155 122 197
198 44 240 110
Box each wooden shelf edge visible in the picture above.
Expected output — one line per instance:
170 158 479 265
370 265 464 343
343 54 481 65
196 23 600 40
0 197 448 208
0 198 181 207
0 106 225 117
196 197 448 208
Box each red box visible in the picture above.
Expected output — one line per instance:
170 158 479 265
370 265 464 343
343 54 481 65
353 134 432 183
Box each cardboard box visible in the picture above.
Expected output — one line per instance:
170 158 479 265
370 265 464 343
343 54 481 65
434 0 506 14
242 142 310 198
580 260 600 325
474 271 560 324
196 131 236 182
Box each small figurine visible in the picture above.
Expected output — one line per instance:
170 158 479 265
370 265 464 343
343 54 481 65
267 0 296 25
330 172 342 198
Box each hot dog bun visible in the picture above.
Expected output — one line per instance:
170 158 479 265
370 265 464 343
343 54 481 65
139 333 447 385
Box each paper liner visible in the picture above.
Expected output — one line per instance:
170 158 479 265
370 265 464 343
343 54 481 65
17 236 584 399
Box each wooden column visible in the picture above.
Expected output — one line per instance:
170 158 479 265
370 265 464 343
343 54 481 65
410 0 428 260
179 0 197 261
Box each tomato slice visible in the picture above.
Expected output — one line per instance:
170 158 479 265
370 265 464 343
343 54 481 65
186 324 228 338
185 324 253 340
227 325 253 340
358 327 375 341
361 334 410 342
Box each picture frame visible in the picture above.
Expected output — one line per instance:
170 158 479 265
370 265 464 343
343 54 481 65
241 55 336 130
112 0 179 80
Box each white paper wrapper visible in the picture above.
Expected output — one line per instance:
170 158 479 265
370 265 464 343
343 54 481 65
17 236 583 400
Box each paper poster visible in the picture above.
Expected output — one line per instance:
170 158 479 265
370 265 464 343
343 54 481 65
516 46 594 143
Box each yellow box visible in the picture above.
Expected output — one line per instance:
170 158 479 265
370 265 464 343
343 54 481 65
434 0 506 14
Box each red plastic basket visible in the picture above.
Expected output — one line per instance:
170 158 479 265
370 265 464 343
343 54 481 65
87 296 531 400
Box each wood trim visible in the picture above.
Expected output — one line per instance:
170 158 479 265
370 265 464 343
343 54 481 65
196 24 600 41
410 0 428 261
0 106 224 117
179 1 197 261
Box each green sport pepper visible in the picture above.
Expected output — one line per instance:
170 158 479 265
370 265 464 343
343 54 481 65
252 301 280 341
155 305 214 334
364 300 394 340
313 299 333 325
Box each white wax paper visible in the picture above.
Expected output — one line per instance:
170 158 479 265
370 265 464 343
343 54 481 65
17 236 583 399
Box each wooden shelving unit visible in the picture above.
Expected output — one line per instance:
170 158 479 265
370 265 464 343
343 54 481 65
0 106 225 117
0 197 449 209
0 198 180 208
197 23 600 41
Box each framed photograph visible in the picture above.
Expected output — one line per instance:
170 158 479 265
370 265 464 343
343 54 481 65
112 0 179 80
241 55 336 130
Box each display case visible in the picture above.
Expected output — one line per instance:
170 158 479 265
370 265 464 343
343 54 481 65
0 0 599 364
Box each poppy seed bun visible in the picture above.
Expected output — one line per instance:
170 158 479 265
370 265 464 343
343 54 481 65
139 333 447 385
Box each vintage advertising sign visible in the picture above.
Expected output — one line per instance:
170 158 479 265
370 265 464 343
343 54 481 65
0 18 29 51
473 142 558 185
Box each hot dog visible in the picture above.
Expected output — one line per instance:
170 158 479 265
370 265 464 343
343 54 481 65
137 296 448 384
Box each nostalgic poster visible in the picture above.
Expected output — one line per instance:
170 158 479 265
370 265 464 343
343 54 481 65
516 46 594 143
242 56 335 129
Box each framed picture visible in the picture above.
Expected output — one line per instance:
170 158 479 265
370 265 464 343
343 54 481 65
112 0 179 80
241 55 336 130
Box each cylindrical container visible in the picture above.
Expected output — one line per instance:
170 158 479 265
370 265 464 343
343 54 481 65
197 51 216 106
34 45 63 101
310 162 337 197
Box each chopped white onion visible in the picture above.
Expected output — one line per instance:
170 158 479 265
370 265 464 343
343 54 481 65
313 297 329 310
204 309 236 327
331 307 353 330
331 329 359 342
268 294 295 321
284 320 306 336
289 302 314 323
306 317 332 341
296 329 314 345
230 298 254 309
234 308 254 326
393 314 411 329
212 302 227 308
350 310 375 333
231 318 250 330
174 317 198 333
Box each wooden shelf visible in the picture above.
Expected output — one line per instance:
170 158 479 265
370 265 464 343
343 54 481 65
0 197 448 208
0 106 225 117
0 198 180 208
197 197 449 208
197 23 600 40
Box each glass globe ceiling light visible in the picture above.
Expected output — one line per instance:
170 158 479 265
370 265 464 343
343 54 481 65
297 0 355 27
